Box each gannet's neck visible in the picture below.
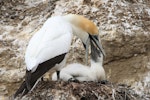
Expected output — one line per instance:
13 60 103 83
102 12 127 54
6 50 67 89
90 58 103 69
90 54 105 80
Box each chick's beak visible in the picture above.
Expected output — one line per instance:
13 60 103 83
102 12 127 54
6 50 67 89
82 34 105 65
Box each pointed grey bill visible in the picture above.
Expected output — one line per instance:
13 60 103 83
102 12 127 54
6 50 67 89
90 39 100 62
89 35 106 57
85 37 90 65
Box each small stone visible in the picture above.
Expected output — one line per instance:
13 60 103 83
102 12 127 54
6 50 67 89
1 6 6 10
0 85 8 95
134 54 138 57
147 63 150 69
19 15 25 20
133 69 137 73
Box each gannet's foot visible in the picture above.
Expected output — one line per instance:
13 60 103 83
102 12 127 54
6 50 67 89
68 78 80 83
99 80 109 84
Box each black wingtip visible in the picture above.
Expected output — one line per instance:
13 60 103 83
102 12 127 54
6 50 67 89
25 70 32 90
14 80 37 98
14 53 67 98
14 81 29 98
14 70 32 98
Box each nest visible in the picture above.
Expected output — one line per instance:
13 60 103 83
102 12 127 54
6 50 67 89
15 81 142 100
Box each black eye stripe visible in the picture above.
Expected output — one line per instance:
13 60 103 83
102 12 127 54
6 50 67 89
89 34 98 40
93 35 98 40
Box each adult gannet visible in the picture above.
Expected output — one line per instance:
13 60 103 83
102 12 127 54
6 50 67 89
14 14 105 97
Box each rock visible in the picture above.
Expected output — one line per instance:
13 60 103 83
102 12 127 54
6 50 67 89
147 62 150 69
0 68 25 83
0 96 9 100
0 0 150 98
0 85 8 95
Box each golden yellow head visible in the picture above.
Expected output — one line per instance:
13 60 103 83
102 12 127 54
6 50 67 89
63 14 99 35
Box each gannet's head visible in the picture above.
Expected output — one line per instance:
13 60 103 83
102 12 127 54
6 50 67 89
63 14 105 64
63 14 99 35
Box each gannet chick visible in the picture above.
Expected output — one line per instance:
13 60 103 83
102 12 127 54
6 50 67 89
52 40 106 82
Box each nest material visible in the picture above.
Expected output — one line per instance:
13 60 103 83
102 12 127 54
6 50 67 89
16 81 142 100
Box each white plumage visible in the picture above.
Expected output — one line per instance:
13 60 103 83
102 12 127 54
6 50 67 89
25 16 72 72
14 14 105 98
52 53 106 82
